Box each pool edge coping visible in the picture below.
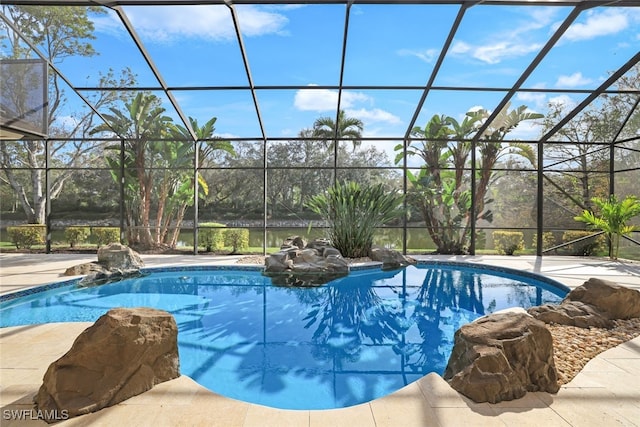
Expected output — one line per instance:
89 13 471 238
0 259 570 304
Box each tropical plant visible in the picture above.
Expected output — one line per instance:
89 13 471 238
574 195 640 259
305 181 404 258
396 103 542 254
92 92 173 248
167 116 235 247
312 110 364 151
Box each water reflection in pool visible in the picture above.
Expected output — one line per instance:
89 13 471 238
0 264 566 409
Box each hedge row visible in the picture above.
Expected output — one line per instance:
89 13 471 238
495 230 606 255
198 223 249 253
7 225 120 249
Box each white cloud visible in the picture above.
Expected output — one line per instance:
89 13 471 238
458 41 543 65
516 92 547 110
293 85 370 112
118 5 288 43
217 132 241 139
346 108 401 125
294 86 338 111
342 91 372 108
451 41 471 55
555 72 593 88
548 95 577 111
507 119 542 141
448 8 557 65
565 9 628 41
293 86 401 131
397 48 438 63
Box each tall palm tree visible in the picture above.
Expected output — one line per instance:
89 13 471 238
312 109 364 151
167 117 236 247
398 104 541 254
92 92 173 248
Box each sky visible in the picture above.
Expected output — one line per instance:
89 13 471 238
9 2 640 145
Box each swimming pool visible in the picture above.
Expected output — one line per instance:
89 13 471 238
0 262 567 410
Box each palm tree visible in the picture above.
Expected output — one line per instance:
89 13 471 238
167 117 236 247
92 92 173 248
397 104 541 254
575 195 640 259
312 110 364 151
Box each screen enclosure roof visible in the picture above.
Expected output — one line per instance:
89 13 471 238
1 0 639 144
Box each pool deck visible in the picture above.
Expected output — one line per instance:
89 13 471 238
1 253 639 426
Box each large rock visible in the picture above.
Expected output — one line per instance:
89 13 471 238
443 312 559 403
97 243 144 271
368 245 416 270
565 278 640 319
264 237 349 286
64 243 145 285
528 278 640 328
34 307 179 422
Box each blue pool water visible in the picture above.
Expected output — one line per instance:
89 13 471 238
0 263 566 410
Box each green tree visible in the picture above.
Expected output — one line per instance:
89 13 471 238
92 92 173 248
540 64 640 229
0 5 134 224
166 117 235 247
398 104 541 254
574 195 640 259
201 141 264 220
312 110 364 151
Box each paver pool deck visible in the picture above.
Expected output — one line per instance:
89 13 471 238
1 253 639 426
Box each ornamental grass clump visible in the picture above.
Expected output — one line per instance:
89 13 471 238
305 181 405 258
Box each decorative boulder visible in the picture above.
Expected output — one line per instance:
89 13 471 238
368 245 416 270
97 243 144 271
443 312 559 404
528 278 640 328
264 237 349 286
64 262 109 277
64 243 145 286
34 307 179 422
282 235 306 250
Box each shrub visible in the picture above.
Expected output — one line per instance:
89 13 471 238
64 226 90 248
91 227 120 248
305 181 405 258
7 225 46 249
562 230 605 256
531 232 556 251
574 195 640 259
224 228 249 254
475 230 487 251
493 231 525 255
199 222 226 252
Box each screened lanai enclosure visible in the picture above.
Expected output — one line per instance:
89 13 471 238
0 0 639 258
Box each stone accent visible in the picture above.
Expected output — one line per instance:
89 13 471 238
34 307 179 422
528 277 640 328
97 243 144 271
443 312 559 404
64 243 145 286
264 237 349 286
368 245 416 270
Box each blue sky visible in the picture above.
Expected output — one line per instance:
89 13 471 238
18 2 640 143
